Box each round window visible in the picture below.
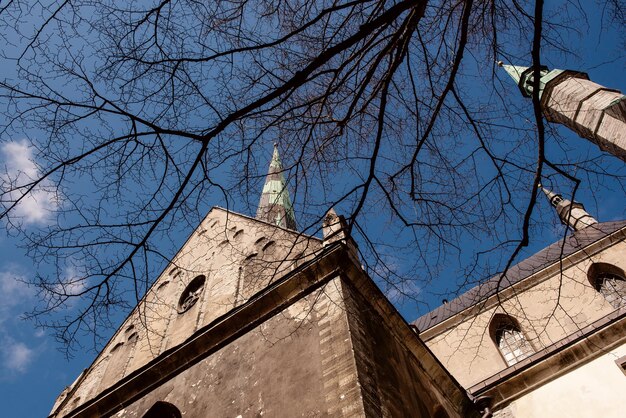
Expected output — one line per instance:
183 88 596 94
177 275 206 313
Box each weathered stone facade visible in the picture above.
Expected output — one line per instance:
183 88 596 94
500 63 626 161
542 72 626 161
49 207 475 418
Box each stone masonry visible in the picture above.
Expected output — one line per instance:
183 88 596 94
542 71 626 161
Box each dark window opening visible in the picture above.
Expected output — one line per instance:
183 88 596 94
262 240 276 253
177 275 206 313
142 401 182 418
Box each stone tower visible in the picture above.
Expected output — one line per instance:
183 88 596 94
539 184 598 231
49 146 476 418
499 62 626 161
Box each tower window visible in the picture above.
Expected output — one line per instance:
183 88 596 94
490 314 534 366
588 263 626 309
177 275 206 313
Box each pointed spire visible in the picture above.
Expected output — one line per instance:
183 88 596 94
539 184 563 207
497 60 564 99
497 61 527 85
538 184 598 231
256 144 297 230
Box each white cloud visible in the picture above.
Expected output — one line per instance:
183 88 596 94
384 280 422 303
1 140 59 225
0 268 37 374
0 269 33 325
53 265 87 297
45 265 88 313
1 338 35 373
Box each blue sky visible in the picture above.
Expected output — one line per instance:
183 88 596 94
0 2 625 417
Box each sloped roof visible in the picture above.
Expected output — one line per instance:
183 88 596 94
413 220 626 332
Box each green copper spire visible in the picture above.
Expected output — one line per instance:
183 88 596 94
499 64 527 85
497 61 564 99
256 144 297 230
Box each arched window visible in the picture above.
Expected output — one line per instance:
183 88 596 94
262 240 276 253
156 280 170 292
588 263 626 309
489 314 534 366
177 275 206 313
142 401 181 418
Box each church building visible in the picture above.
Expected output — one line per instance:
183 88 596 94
49 63 626 417
413 64 626 417
415 186 626 417
48 146 477 417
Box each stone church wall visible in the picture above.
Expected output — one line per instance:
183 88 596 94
341 279 468 418
423 239 626 388
105 278 365 418
52 208 323 416
494 342 626 418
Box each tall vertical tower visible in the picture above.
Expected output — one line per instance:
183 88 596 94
539 184 598 231
256 144 297 230
48 147 476 418
499 62 626 161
